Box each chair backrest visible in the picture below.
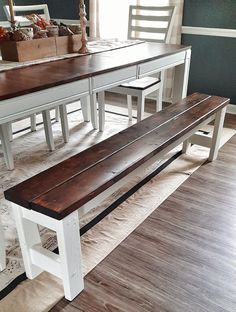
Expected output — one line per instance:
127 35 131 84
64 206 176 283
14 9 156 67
3 4 50 26
128 5 176 44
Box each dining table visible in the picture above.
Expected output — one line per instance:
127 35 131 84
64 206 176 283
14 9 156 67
0 41 191 171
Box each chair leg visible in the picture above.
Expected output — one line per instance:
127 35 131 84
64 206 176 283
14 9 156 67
55 107 60 122
98 91 105 132
127 95 133 121
59 104 69 143
42 110 55 151
7 123 13 142
0 123 14 170
30 114 37 132
80 96 90 122
137 93 145 122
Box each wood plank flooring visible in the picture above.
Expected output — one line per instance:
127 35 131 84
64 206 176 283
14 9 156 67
50 112 236 312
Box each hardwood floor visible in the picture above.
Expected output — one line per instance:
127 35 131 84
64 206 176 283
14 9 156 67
50 112 236 312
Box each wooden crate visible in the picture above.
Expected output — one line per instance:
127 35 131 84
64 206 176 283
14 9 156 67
0 37 56 62
0 35 82 62
55 34 82 55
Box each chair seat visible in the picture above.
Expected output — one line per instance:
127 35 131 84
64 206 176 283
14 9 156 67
121 77 161 90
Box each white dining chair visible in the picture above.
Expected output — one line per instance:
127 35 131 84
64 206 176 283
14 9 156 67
4 4 50 27
98 5 176 131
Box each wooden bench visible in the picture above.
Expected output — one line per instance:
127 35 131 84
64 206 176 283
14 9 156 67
4 93 229 300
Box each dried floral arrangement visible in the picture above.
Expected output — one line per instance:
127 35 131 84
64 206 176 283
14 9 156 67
0 14 81 43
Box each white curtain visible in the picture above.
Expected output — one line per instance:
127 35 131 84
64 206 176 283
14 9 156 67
89 0 185 102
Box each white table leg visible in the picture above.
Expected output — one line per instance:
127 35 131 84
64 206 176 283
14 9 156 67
90 93 98 130
208 107 226 161
80 96 90 122
0 123 14 170
56 211 84 301
172 49 191 103
98 91 105 132
12 203 43 279
0 216 6 271
59 104 69 143
42 110 55 151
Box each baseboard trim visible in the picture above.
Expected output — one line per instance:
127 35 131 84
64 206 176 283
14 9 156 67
227 104 236 115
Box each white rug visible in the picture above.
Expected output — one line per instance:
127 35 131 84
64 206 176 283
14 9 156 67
0 103 235 312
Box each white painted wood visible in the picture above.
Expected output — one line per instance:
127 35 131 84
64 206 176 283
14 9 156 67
0 124 14 170
172 49 191 103
209 107 226 161
12 203 43 279
127 95 133 121
186 133 212 148
90 93 98 130
30 245 62 279
92 66 137 91
0 216 6 271
30 114 37 132
59 104 69 143
98 92 105 132
7 123 13 142
181 26 236 38
226 104 236 115
137 93 145 122
80 96 90 122
42 110 55 151
55 107 60 122
0 79 89 124
56 211 84 301
138 51 186 77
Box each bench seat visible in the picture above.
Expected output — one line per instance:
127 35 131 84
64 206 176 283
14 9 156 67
4 92 229 300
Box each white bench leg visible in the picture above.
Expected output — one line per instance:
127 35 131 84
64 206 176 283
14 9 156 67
127 95 133 121
13 204 43 279
12 204 84 301
42 110 55 151
208 107 226 161
59 104 69 143
80 96 90 122
7 123 13 142
90 93 98 130
0 123 14 170
98 91 105 132
57 211 84 300
0 216 6 271
182 139 191 154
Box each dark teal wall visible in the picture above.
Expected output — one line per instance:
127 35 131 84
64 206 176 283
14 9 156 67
182 0 236 103
0 0 89 20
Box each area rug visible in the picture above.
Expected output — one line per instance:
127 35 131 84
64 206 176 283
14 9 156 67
0 103 235 311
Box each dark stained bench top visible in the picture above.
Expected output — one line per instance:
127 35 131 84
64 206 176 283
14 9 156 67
4 93 229 220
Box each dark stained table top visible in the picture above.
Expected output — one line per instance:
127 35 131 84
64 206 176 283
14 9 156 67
0 42 190 101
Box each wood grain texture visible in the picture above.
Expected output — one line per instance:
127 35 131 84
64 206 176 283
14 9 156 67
4 94 229 220
50 113 236 312
0 43 190 101
4 92 208 209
